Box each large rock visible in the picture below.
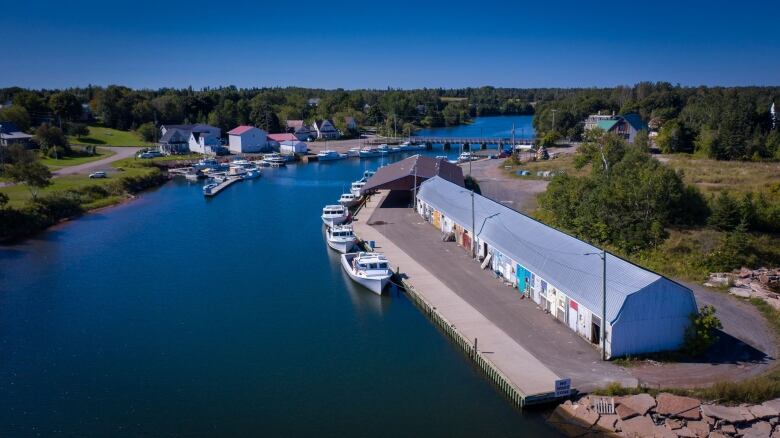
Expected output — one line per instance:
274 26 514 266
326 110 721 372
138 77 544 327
684 420 710 437
740 421 773 438
652 425 677 438
620 415 655 437
621 393 656 416
595 414 618 432
729 287 752 298
655 393 701 420
701 404 752 423
616 403 638 420
763 398 780 416
672 427 697 437
749 403 777 420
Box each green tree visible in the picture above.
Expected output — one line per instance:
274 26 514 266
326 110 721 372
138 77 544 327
656 119 693 153
0 106 32 131
683 305 723 357
708 192 741 231
49 92 82 123
6 162 52 201
540 130 562 148
67 123 89 139
34 124 69 157
136 122 157 143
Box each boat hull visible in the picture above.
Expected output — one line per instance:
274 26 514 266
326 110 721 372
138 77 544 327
327 237 356 253
340 254 390 295
339 198 361 208
322 215 348 227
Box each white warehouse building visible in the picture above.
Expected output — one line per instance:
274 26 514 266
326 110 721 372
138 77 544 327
415 176 698 358
227 125 268 154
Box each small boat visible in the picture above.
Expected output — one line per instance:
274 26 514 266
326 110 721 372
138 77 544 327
262 153 287 167
326 225 357 253
230 159 253 167
390 146 401 153
317 150 346 161
322 204 349 227
339 193 361 208
202 182 219 196
399 141 422 151
341 252 393 295
242 169 261 179
347 147 361 157
360 170 375 182
359 148 380 158
350 181 366 197
193 158 220 170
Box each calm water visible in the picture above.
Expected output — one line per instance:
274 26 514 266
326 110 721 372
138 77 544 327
415 114 534 140
0 117 555 437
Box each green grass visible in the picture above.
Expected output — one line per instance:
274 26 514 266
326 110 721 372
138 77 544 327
69 125 152 147
501 154 589 180
40 147 115 168
664 155 780 201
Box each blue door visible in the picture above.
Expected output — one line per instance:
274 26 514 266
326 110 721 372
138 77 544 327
516 264 530 295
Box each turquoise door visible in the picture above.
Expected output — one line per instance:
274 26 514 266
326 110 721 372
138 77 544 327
516 264 529 294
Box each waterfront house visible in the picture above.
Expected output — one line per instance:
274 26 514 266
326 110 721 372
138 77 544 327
286 120 315 141
583 112 647 144
158 124 222 155
0 122 33 148
227 125 268 154
312 119 340 140
344 116 357 131
415 176 697 358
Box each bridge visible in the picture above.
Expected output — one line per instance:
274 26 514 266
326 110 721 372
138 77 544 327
409 136 536 146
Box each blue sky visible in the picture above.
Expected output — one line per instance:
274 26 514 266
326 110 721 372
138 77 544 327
3 0 779 89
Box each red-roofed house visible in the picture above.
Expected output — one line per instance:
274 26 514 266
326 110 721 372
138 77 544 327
228 125 268 154
268 133 297 143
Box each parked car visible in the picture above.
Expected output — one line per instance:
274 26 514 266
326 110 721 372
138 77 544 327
89 171 107 179
137 151 162 159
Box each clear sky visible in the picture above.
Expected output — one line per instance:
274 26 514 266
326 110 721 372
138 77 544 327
3 0 779 89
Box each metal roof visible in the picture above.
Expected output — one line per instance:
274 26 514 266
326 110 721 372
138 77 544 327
596 119 619 131
416 176 694 323
362 155 464 193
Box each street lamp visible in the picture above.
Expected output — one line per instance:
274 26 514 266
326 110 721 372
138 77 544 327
585 248 608 361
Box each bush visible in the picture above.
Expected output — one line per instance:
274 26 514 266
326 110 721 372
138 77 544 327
683 305 723 357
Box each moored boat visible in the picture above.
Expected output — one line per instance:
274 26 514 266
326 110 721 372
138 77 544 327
202 182 219 196
339 192 361 207
347 147 361 157
340 252 392 295
322 204 349 227
358 148 380 158
242 169 261 179
317 150 346 161
262 153 287 167
350 181 366 197
326 225 357 253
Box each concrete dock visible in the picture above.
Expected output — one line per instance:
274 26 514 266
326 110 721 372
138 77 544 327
352 190 565 406
203 176 241 197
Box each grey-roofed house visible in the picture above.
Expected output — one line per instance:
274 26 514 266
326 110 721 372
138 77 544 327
159 124 222 155
361 155 464 195
312 119 340 140
415 176 697 358
584 112 647 144
0 122 33 148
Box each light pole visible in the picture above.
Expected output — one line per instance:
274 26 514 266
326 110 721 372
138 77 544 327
585 248 608 361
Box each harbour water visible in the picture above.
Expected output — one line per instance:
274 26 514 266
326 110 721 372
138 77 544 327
0 116 559 436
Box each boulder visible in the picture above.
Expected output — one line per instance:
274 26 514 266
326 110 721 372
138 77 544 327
620 415 655 437
664 419 682 430
740 421 773 438
749 403 777 420
655 393 701 420
617 403 639 420
684 420 710 437
596 414 618 432
621 393 656 416
719 424 736 434
729 287 752 298
701 404 750 423
652 425 677 438
762 398 780 416
672 427 697 437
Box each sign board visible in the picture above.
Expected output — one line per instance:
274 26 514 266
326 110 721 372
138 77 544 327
555 378 572 398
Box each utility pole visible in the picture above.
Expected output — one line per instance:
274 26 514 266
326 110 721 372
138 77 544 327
601 249 607 361
471 189 476 259
551 109 558 132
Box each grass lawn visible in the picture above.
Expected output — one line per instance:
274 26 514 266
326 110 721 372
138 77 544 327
40 147 115 168
664 155 780 198
69 125 152 147
0 164 154 208
501 154 589 180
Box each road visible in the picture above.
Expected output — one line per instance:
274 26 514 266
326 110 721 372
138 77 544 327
460 158 549 213
52 147 141 176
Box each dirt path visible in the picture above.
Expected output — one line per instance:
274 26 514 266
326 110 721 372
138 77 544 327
53 147 141 176
461 158 548 213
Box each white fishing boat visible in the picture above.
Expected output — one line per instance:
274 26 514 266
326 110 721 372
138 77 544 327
193 158 220 170
322 204 349 227
262 153 287 167
359 148 380 158
202 182 219 196
347 147 361 157
340 252 392 295
317 150 346 161
350 181 366 197
339 192 361 208
326 225 357 253
360 170 375 181
230 159 253 167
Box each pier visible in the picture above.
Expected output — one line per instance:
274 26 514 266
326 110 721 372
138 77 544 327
203 176 241 197
351 191 568 407
409 136 535 147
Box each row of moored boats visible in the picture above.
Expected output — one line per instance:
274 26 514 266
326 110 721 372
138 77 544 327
321 170 393 294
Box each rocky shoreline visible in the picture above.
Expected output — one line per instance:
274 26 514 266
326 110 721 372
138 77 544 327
550 393 780 437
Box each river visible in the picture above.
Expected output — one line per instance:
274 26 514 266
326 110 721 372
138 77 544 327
0 116 559 436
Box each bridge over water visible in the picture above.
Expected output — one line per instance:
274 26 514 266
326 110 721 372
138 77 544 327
409 136 536 146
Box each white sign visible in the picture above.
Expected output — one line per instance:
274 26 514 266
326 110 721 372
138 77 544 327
555 378 571 397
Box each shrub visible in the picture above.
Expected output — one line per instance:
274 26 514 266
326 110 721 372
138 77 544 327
683 304 723 357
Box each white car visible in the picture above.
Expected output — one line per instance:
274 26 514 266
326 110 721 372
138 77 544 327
89 171 107 179
138 151 162 159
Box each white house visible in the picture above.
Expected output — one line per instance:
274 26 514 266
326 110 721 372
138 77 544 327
312 119 340 140
188 124 222 154
279 140 308 155
415 176 698 358
286 120 315 141
227 125 268 154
